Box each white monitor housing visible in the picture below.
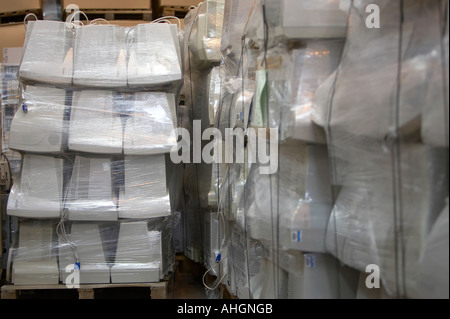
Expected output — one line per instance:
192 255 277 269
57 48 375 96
7 154 63 218
9 86 66 153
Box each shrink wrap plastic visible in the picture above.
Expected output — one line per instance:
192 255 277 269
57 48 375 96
19 21 183 90
7 216 176 285
6 18 183 285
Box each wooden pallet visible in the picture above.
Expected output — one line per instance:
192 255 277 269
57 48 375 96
1 275 173 299
220 284 239 300
63 9 153 22
161 5 192 19
0 9 42 24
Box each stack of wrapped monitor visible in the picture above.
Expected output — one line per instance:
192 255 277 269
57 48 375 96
184 0 449 299
6 19 182 285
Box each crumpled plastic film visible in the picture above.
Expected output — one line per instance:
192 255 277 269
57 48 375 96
312 0 446 185
240 141 333 253
325 145 449 297
220 0 253 66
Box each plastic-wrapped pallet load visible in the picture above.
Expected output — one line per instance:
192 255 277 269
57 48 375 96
19 20 73 85
68 90 123 154
65 155 118 221
9 86 67 153
118 155 171 219
7 154 64 219
6 16 182 289
10 220 59 285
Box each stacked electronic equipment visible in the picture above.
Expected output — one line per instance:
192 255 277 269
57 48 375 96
183 0 449 299
5 16 183 286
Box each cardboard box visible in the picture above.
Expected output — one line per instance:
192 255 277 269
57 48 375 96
62 0 151 10
0 0 41 14
0 24 26 62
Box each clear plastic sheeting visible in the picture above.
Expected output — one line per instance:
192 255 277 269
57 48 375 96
7 216 176 285
65 155 117 221
311 1 447 175
188 0 225 66
122 92 178 155
5 15 182 289
325 145 449 297
9 86 67 154
420 0 449 148
220 0 253 71
73 24 128 88
10 220 59 285
118 155 171 219
1 64 23 177
207 66 224 126
239 142 333 253
9 87 178 156
7 154 64 219
19 20 183 90
19 20 74 85
68 90 123 154
59 222 111 284
283 40 344 144
281 0 348 39
127 24 182 87
410 199 449 299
